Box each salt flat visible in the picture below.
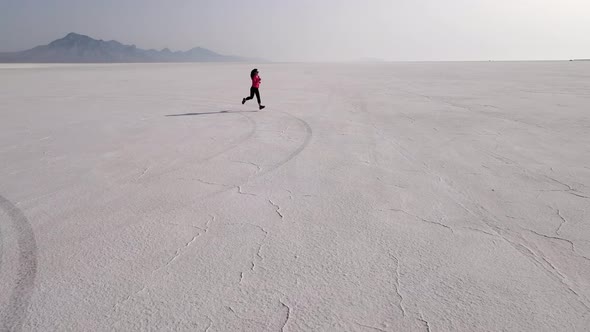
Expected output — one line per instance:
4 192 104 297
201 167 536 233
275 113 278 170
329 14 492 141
1 62 589 331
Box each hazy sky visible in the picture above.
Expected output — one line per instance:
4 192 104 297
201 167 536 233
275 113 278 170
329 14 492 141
1 0 589 61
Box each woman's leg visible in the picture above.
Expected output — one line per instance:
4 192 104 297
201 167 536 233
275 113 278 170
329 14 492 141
255 88 261 105
245 87 255 101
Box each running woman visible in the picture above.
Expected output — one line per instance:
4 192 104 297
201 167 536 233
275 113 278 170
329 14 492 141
242 68 265 110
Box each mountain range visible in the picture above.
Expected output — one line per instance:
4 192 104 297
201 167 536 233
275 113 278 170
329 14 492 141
0 33 262 63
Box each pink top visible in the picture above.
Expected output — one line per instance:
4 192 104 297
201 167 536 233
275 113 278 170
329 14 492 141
252 74 261 88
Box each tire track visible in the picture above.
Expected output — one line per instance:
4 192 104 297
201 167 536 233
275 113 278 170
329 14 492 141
196 114 258 165
183 110 313 201
146 110 311 188
140 113 258 183
255 111 313 177
0 195 38 332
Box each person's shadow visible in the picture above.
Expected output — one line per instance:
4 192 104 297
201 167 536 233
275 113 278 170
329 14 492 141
166 110 257 117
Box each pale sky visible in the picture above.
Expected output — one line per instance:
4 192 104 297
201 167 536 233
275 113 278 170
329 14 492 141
1 0 589 61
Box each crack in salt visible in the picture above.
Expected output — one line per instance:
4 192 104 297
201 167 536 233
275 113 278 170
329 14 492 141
225 223 268 277
543 176 590 199
397 144 590 311
161 236 199 269
226 306 265 326
113 215 216 315
204 316 213 332
164 222 206 231
254 225 269 266
269 199 284 219
354 322 388 332
232 160 262 173
113 233 200 313
237 186 257 196
136 167 150 181
504 235 590 311
417 313 431 332
434 178 590 311
556 209 568 235
525 229 590 262
538 189 590 199
112 287 147 312
389 253 407 317
462 227 498 238
388 208 453 233
279 300 291 332
196 179 231 188
207 214 215 229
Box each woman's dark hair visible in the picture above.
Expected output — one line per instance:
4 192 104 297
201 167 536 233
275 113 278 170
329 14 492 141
250 68 258 79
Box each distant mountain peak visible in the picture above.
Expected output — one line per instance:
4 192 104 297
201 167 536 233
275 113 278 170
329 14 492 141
60 32 94 42
0 32 266 63
48 32 95 48
65 32 85 38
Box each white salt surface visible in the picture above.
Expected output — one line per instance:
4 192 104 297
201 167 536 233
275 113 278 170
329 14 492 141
1 62 589 331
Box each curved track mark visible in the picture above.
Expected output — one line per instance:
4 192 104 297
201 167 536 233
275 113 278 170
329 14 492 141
159 111 313 204
0 195 38 332
208 111 312 196
141 113 257 183
198 114 258 164
256 111 313 177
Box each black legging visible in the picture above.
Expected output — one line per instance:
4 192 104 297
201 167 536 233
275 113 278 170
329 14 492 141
245 87 261 104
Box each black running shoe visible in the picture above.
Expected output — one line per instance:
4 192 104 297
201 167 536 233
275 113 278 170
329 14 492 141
242 98 246 105
259 105 266 110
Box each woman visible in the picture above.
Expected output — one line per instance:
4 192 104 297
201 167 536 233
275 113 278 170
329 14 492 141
242 68 265 110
